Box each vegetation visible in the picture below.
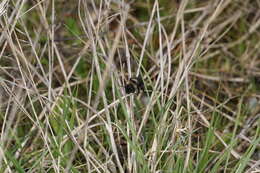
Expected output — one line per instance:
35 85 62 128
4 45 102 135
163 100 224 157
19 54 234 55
0 0 259 172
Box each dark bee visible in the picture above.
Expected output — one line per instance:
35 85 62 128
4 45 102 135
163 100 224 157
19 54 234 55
124 76 145 94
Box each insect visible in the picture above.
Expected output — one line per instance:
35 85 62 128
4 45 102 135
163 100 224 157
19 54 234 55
124 76 145 94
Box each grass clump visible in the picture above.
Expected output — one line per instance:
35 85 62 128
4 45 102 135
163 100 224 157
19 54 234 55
0 0 260 172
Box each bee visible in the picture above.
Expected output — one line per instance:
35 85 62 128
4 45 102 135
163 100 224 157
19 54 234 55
124 76 145 94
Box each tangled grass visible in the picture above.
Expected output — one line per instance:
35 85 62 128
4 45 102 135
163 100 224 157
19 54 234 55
0 0 260 172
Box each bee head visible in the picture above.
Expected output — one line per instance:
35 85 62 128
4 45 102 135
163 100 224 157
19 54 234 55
124 83 136 94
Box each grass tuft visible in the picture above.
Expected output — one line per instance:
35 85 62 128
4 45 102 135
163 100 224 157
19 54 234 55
1 0 260 172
